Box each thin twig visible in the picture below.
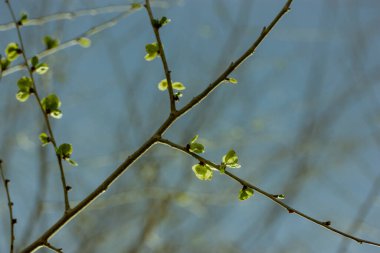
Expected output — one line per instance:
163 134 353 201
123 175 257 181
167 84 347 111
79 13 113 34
21 1 292 252
156 137 380 247
0 4 140 31
1 8 139 78
44 242 63 253
5 0 71 211
145 0 176 113
0 160 16 253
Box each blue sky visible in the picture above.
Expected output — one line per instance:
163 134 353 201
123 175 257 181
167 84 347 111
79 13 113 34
1 1 380 252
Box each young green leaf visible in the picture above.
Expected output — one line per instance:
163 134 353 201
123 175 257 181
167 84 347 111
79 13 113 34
172 82 186 90
31 56 39 67
43 36 60 50
159 17 171 26
57 143 73 158
222 149 241 168
41 94 62 118
16 91 30 102
190 135 199 144
16 76 33 102
77 37 91 48
5 43 21 61
19 12 28 25
189 142 205 153
66 158 78 166
35 63 49 75
192 164 213 181
39 133 50 146
227 77 238 84
1 57 10 71
158 79 168 91
238 186 254 201
145 42 159 61
188 135 205 153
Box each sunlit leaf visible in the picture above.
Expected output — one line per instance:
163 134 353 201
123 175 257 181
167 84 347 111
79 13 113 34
35 63 49 75
222 149 241 168
39 132 50 146
172 82 186 90
5 43 20 61
192 164 213 180
239 187 254 201
77 37 91 48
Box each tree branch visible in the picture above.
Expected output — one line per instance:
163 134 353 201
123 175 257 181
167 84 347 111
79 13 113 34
157 137 380 248
20 1 293 251
145 0 177 113
6 0 71 211
0 160 16 253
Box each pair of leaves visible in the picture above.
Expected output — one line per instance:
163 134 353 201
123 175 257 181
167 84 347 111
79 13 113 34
222 149 241 169
238 186 254 201
31 56 49 75
41 94 62 119
18 12 28 26
192 163 213 181
39 136 78 166
57 143 78 166
158 79 186 91
16 76 33 102
44 36 60 50
5 43 21 62
145 42 159 61
188 135 205 153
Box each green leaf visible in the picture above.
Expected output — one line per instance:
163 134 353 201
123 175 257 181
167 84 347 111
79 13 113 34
43 36 60 50
19 12 28 25
189 143 205 154
16 76 33 102
16 91 30 102
50 109 62 119
41 94 62 118
77 37 91 48
31 56 39 67
228 77 238 84
274 194 285 200
5 43 20 62
1 57 10 71
159 17 171 26
222 149 241 168
145 42 159 61
66 158 78 166
158 79 168 91
238 187 254 201
57 143 73 158
172 82 186 90
192 164 213 181
190 135 199 144
39 132 50 146
35 63 49 75
17 76 32 92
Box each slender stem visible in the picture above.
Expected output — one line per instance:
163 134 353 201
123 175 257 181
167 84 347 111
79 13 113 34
0 4 140 31
44 242 63 253
157 138 380 247
0 160 15 253
145 0 177 113
5 0 71 211
21 1 293 252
